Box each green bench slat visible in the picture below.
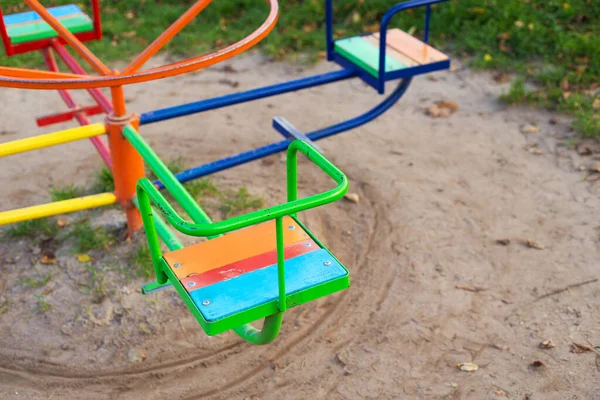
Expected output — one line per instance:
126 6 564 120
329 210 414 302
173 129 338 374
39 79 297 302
334 36 408 78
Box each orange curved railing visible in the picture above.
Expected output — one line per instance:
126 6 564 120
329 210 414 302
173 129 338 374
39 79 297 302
0 0 279 90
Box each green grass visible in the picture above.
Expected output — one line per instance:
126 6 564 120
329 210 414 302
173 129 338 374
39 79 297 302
18 274 52 288
1 0 597 135
220 187 264 218
82 264 108 303
3 218 59 239
34 294 52 313
184 178 219 199
130 244 154 279
50 184 83 201
93 167 115 193
71 221 113 252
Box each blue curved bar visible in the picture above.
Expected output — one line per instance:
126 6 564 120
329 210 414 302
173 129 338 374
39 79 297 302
153 78 412 189
377 0 449 94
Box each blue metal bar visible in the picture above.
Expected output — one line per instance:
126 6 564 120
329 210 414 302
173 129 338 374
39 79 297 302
378 0 449 94
139 69 358 125
325 0 334 61
153 78 411 189
424 4 431 43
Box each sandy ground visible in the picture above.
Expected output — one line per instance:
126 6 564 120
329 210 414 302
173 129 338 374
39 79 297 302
0 54 599 399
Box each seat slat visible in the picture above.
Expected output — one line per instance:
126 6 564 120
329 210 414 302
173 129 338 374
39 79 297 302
3 4 93 45
189 249 347 322
164 216 310 279
373 29 448 65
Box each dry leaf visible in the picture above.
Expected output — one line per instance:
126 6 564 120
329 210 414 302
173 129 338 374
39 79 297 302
456 362 478 372
514 20 525 28
426 101 458 118
571 342 592 353
561 76 569 91
493 73 510 84
496 238 511 246
530 360 546 369
524 239 544 250
589 164 600 173
576 140 600 155
540 338 556 349
57 218 69 228
40 253 57 265
593 98 600 110
344 193 360 204
494 389 505 396
520 124 540 134
77 254 91 263
526 145 544 155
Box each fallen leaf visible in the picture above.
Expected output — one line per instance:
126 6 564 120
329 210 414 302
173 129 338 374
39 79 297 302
571 342 592 353
493 73 510 84
589 165 600 173
40 252 57 265
77 254 91 263
540 338 556 349
496 238 511 246
524 239 544 250
530 360 546 369
593 98 600 110
56 218 69 227
125 10 135 19
521 124 540 134
494 389 505 396
515 21 525 28
344 193 360 204
426 101 458 118
561 76 569 91
456 362 478 372
576 140 600 155
526 145 544 155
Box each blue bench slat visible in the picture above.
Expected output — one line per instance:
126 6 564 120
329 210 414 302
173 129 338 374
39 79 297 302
3 5 85 26
189 249 347 322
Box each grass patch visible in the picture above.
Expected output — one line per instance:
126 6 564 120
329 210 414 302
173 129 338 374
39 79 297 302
220 188 264 218
34 294 52 313
82 264 108 303
18 274 52 288
93 167 115 193
184 178 219 199
3 218 59 239
130 245 154 279
50 184 83 201
71 221 113 253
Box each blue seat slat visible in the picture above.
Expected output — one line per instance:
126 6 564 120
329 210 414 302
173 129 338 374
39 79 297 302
189 249 347 322
3 5 85 26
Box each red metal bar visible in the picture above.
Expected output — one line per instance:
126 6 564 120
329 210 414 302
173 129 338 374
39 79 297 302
51 41 113 113
41 47 112 169
36 104 104 127
91 0 102 41
0 6 15 56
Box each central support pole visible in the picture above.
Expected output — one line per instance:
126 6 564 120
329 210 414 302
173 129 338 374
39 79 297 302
106 82 145 235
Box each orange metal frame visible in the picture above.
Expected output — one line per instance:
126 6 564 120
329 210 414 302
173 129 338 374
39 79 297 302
0 0 280 235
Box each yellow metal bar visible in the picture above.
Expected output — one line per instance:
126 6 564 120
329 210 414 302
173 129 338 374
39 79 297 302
0 193 117 225
0 123 106 157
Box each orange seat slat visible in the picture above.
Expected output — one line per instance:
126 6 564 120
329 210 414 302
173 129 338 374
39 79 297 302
374 28 448 65
163 216 310 279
